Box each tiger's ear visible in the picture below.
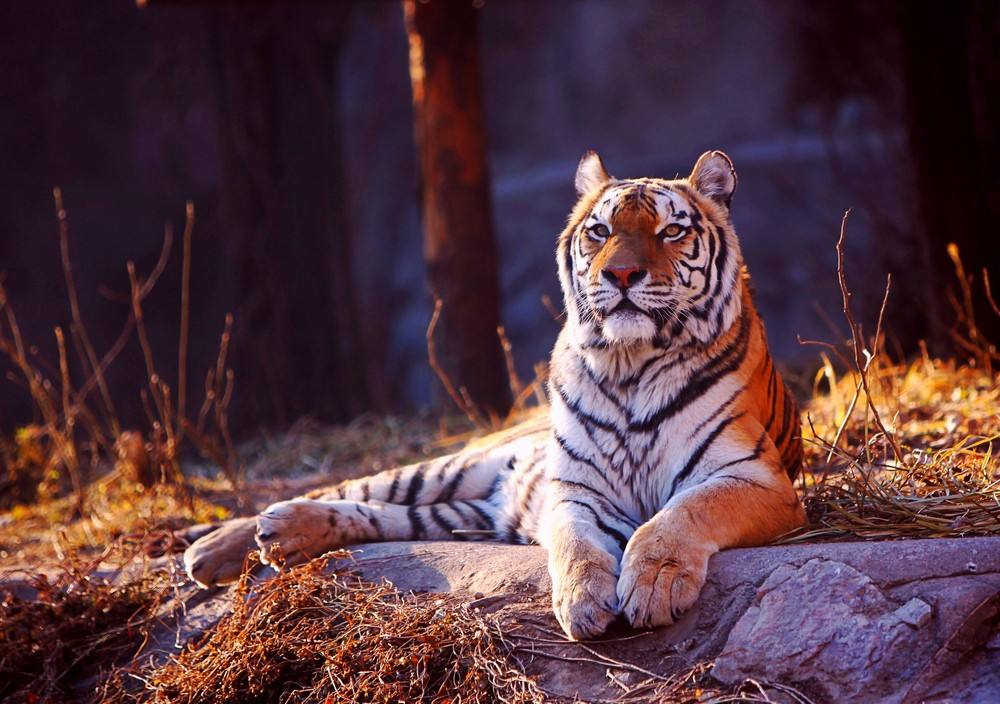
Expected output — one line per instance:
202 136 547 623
575 150 611 196
689 150 737 207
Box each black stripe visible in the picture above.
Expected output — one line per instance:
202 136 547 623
641 349 695 389
553 433 614 488
691 384 745 436
629 310 750 433
773 388 797 450
764 370 781 430
552 477 637 527
765 364 777 407
561 237 575 294
782 436 803 479
582 361 629 412
403 466 426 505
443 504 472 541
619 352 665 388
435 456 464 502
361 481 370 502
461 500 495 530
717 474 769 490
448 501 469 523
386 471 401 503
711 223 729 299
558 498 628 552
519 467 545 513
487 470 504 499
361 507 382 538
554 380 633 461
429 504 458 536
407 505 426 539
505 512 524 544
697 225 716 300
711 430 769 473
667 412 743 500
557 369 616 432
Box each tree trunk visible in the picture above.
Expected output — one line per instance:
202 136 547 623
208 8 370 430
897 1 1000 355
404 0 511 418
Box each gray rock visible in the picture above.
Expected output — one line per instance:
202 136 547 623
64 536 1000 703
896 597 933 628
712 558 935 701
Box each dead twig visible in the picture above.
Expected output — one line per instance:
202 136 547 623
54 187 120 439
984 268 1000 320
426 296 490 430
177 201 194 426
497 325 524 402
835 211 903 463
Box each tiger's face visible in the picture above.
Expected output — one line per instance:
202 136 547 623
558 150 744 349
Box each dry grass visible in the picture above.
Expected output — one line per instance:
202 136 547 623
792 353 999 542
0 550 174 704
0 476 232 563
0 412 475 564
100 552 546 704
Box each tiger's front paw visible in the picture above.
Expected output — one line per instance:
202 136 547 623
616 522 712 629
550 548 620 640
255 499 343 569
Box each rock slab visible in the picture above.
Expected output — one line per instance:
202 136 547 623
130 537 1000 703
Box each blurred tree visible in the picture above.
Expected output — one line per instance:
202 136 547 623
403 0 511 418
898 0 1000 352
206 8 371 428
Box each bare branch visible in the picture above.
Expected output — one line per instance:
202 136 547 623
177 201 194 425
835 211 904 463
984 268 1000 319
426 297 489 429
54 188 120 437
496 326 524 401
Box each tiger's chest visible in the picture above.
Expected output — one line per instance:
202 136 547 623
550 346 749 522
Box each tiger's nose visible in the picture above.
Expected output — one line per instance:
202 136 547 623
602 266 646 289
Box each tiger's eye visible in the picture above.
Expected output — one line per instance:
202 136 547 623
591 223 610 239
661 223 684 239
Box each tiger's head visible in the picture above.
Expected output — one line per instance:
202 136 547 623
557 150 744 350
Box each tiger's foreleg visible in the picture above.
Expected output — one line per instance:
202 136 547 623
616 426 805 629
254 497 499 568
540 452 640 640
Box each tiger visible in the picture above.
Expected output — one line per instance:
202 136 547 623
183 150 806 640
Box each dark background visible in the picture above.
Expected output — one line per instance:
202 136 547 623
1 0 998 436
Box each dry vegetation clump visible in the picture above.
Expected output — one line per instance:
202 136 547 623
0 194 259 566
0 476 232 562
0 551 173 704
790 222 1000 542
100 553 546 704
796 353 999 541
